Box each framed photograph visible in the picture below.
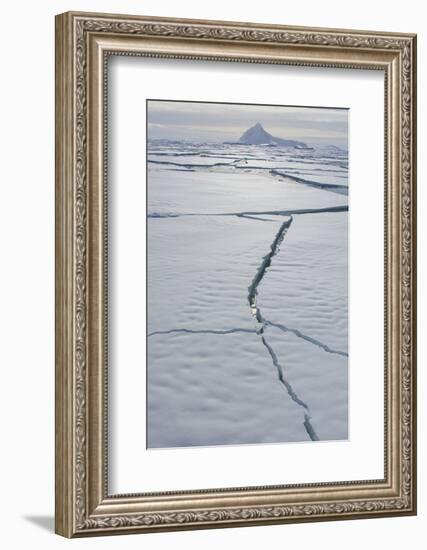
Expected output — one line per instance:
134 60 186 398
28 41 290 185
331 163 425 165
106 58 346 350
55 11 417 537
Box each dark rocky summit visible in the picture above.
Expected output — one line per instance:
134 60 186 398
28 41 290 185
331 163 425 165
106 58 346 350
239 122 308 148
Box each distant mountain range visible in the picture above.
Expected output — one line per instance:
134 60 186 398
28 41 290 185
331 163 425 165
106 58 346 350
238 122 308 148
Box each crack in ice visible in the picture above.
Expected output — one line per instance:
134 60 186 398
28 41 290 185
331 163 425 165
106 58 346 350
236 213 278 222
148 328 254 337
248 216 293 328
148 204 348 219
148 158 349 195
269 169 348 195
148 325 347 358
247 216 319 442
265 321 348 358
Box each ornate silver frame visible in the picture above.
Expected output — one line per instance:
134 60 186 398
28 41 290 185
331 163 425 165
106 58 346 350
55 11 417 537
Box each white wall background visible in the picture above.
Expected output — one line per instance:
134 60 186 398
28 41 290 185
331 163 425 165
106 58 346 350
0 1 424 547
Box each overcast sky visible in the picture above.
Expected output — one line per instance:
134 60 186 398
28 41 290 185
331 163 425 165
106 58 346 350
147 100 348 148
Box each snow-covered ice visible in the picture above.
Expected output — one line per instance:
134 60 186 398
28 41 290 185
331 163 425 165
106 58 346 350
147 140 349 448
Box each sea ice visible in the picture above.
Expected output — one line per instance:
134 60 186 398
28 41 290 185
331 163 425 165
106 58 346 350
147 140 349 448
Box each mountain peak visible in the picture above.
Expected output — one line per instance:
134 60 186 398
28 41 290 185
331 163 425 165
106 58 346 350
239 123 273 145
239 123 307 148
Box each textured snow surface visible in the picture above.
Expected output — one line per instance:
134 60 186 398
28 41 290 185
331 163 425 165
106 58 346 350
147 140 348 448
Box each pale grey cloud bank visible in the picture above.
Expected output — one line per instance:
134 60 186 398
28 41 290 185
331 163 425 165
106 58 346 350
147 100 348 148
